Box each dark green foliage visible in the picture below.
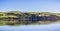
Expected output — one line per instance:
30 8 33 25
0 11 60 25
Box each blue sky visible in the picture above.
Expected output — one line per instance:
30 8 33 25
0 0 60 13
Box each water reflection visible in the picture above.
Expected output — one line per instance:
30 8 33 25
0 22 60 31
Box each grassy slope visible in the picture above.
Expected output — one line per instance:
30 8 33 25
0 11 60 25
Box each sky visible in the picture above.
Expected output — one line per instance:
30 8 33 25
0 0 60 13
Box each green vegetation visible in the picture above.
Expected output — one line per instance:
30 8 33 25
0 21 7 25
0 11 60 25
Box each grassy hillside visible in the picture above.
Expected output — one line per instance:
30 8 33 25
0 11 60 25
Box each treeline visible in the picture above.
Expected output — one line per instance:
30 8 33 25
0 11 60 25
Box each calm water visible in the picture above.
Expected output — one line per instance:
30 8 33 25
0 22 60 31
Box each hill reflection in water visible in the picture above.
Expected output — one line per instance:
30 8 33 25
0 22 60 31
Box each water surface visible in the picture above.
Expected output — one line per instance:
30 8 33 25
0 22 60 31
